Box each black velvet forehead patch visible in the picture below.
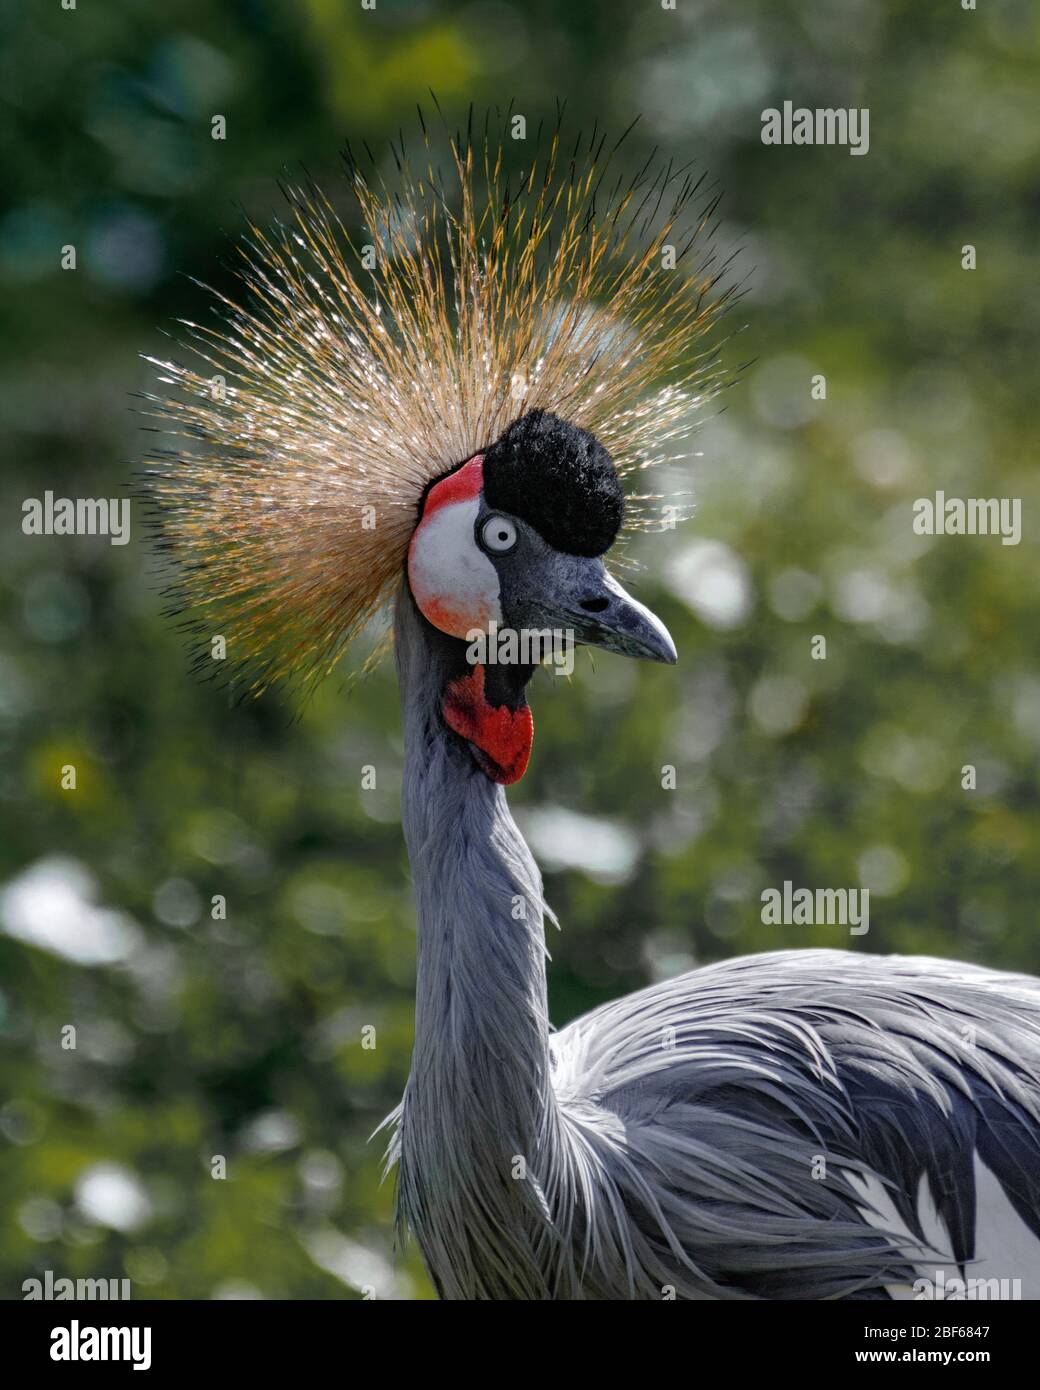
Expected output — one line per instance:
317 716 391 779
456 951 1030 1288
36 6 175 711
482 410 624 557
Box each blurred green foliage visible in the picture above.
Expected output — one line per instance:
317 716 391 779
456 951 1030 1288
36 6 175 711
1 0 1038 1299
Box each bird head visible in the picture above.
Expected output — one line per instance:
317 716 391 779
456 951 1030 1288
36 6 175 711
139 111 728 776
407 409 675 784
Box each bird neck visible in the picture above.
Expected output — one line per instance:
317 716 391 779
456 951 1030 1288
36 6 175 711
395 580 552 1117
393 582 559 1294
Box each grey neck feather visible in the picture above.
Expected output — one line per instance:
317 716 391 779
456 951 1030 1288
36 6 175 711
393 582 563 1298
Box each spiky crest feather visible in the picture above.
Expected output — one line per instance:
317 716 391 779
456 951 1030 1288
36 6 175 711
138 105 733 696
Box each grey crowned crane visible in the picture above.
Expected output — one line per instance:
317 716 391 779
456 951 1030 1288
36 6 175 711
141 113 1040 1300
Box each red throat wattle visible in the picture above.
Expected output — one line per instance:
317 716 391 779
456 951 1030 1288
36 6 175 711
441 665 533 785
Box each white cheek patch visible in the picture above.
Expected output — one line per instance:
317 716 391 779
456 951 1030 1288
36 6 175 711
408 497 503 638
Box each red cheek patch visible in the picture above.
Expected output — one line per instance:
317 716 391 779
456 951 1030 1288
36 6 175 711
422 454 484 515
441 665 533 785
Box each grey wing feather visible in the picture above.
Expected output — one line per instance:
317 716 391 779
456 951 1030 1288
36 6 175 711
549 949 1040 1298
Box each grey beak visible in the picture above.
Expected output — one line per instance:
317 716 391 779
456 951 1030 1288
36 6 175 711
514 554 677 664
588 569 678 663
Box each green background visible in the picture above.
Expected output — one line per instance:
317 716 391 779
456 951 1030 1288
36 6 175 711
1 0 1038 1299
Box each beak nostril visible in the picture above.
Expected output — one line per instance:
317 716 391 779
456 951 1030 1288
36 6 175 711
579 597 610 613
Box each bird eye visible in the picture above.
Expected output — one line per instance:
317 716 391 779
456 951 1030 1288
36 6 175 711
479 514 518 555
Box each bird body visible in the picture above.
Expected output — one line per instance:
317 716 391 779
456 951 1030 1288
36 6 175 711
143 111 1040 1299
552 953 1040 1301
